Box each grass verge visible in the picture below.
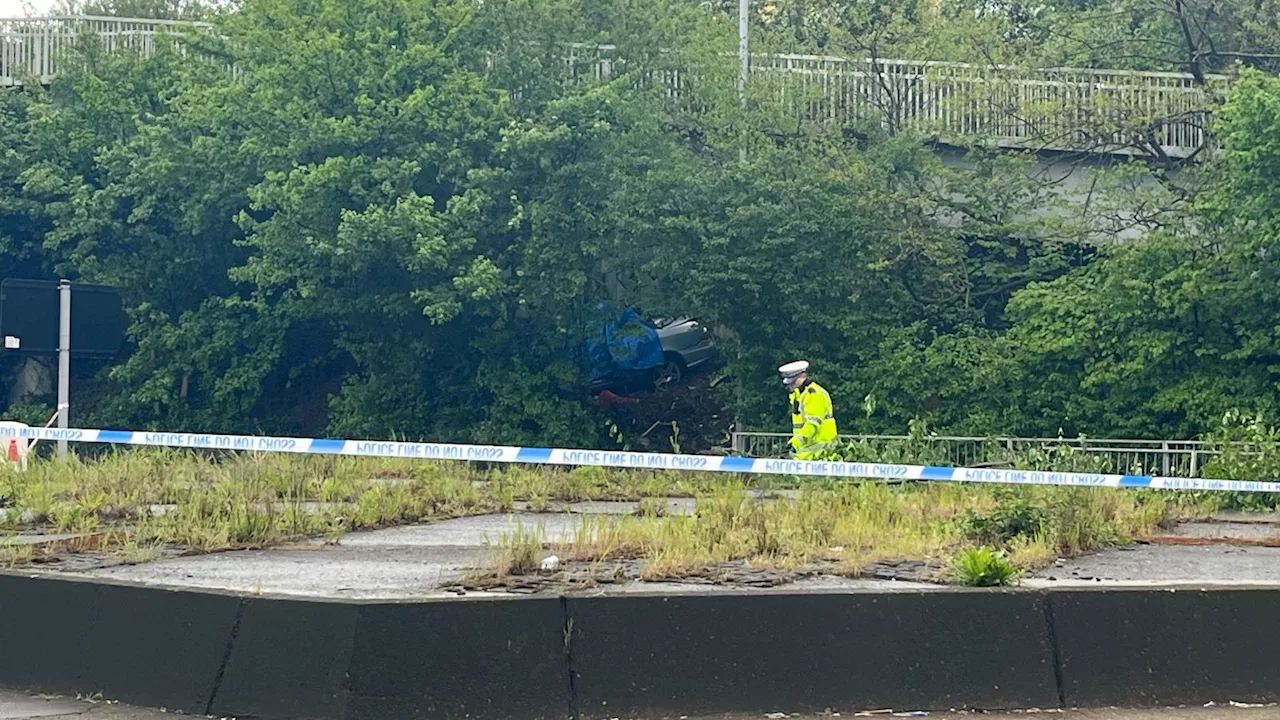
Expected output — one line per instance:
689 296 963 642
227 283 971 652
0 450 718 567
0 449 1220 585
467 481 1215 588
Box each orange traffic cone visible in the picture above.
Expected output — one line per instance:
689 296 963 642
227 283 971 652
7 439 17 463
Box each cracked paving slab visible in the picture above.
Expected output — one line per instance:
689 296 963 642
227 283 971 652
67 512 609 598
34 510 1280 599
59 509 942 598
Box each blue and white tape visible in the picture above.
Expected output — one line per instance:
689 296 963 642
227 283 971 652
1 424 1275 494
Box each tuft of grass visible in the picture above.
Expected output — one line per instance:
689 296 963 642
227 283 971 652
563 466 608 502
527 491 552 513
1006 532 1058 569
111 537 165 566
0 541 34 567
635 496 668 518
951 546 1021 587
471 522 546 581
640 547 712 581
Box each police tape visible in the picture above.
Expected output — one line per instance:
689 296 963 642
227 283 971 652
1 424 1277 493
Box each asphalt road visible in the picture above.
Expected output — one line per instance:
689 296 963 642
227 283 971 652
1 690 1276 720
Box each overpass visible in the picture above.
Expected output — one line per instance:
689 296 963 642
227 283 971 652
2 15 1229 161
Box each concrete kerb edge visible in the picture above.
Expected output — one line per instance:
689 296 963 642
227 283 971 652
5 573 1280 719
203 596 246 716
19 566 1280 599
0 572 241 714
209 595 360 720
0 566 563 603
1049 586 1280 708
564 590 1062 717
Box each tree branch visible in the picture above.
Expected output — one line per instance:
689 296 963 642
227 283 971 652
1172 0 1207 83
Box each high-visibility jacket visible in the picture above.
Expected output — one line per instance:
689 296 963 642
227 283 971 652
789 381 837 460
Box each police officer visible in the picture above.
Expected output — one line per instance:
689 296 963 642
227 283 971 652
778 360 837 460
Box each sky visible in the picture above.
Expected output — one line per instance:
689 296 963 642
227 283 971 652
0 0 58 17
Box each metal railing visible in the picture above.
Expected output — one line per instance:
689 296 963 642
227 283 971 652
731 431 1220 477
0 15 210 86
750 55 1227 158
2 16 1228 157
557 44 1227 158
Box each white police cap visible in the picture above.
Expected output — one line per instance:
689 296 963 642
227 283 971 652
778 360 809 379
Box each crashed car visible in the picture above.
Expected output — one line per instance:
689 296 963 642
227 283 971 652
585 308 722 394
651 317 720 385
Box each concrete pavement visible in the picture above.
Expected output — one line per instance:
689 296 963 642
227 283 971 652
0 692 176 720
17 505 1280 598
69 510 930 598
1025 544 1280 587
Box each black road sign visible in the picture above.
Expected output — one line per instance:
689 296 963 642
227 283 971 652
0 278 128 357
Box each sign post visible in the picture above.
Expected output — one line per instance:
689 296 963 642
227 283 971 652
57 279 71 462
0 278 126 463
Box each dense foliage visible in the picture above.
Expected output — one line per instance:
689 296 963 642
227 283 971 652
1 0 1278 445
751 0 1280 75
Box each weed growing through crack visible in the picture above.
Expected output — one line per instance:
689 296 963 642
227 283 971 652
635 497 669 517
951 546 1021 586
1006 531 1057 568
0 536 34 567
958 486 1207 571
468 522 547 582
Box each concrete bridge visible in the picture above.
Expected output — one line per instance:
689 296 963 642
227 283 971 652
2 15 1230 162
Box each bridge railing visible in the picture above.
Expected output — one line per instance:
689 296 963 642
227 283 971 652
0 15 210 86
554 45 1227 158
731 431 1220 476
750 55 1228 158
2 16 1228 157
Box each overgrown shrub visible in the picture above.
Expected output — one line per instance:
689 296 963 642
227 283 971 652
961 489 1047 545
1200 411 1280 510
1007 440 1119 474
830 419 953 465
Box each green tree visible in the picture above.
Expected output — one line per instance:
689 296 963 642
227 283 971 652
903 69 1280 439
52 0 220 20
6 0 1258 449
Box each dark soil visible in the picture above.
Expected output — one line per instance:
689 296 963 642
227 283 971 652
597 372 735 454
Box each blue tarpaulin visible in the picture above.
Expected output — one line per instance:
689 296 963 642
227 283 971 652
586 305 664 380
